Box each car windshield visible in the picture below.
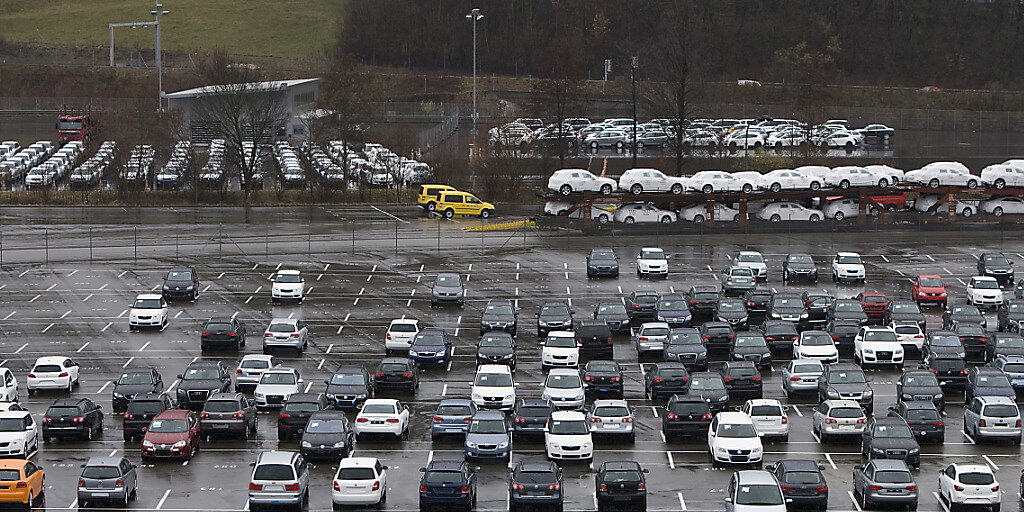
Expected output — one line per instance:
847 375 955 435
275 273 301 283
437 404 471 416
118 373 153 385
659 300 687 311
469 419 506 434
985 255 1010 266
541 304 569 316
640 250 665 260
978 375 1012 387
336 467 376 480
549 419 589 435
750 405 783 416
330 374 364 385
960 472 995 485
260 373 296 385
905 373 939 387
414 333 445 346
546 374 581 389
669 331 701 345
982 404 1019 417
719 302 745 313
590 250 615 261
801 333 833 346
283 402 320 414
835 302 862 312
996 337 1024 347
597 304 627 315
133 298 162 309
362 403 396 414
904 409 940 421
485 304 514 315
952 306 980 316
435 275 460 287
206 322 232 332
893 303 920 313
546 336 576 348
660 368 690 379
475 373 513 387
873 424 913 438
305 419 347 434
148 419 187 433
736 484 784 506
875 470 913 484
691 377 724 390
718 423 757 437
830 407 864 419
0 418 24 432
774 298 801 308
931 335 961 346
792 363 823 374
82 466 121 479
788 255 813 263
737 254 763 263
517 470 557 484
184 368 220 380
735 336 765 347
831 371 867 384
864 330 898 343
167 271 192 281
424 470 463 485
593 405 629 417
974 280 1000 290
254 464 294 481
518 406 552 417
479 335 512 348
785 471 823 484
919 277 943 287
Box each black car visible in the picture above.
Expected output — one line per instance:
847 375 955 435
987 332 1024 360
998 299 1024 332
730 333 772 369
883 301 926 330
699 321 735 353
767 459 828 511
744 289 774 320
298 410 354 460
176 361 231 409
965 366 1016 402
827 319 862 352
716 298 749 330
587 248 619 278
979 252 1014 286
581 360 624 398
122 393 173 442
593 301 630 333
858 124 896 140
942 304 986 330
278 393 329 441
769 292 808 324
575 320 613 359
760 320 798 353
922 352 968 389
655 294 693 327
200 317 247 351
511 399 554 438
162 266 199 301
43 398 103 442
418 460 477 512
480 299 518 336
112 367 163 412
595 461 648 511
624 292 659 323
802 290 834 325
954 323 990 363
324 365 373 410
829 299 868 325
923 330 966 359
783 253 819 283
861 416 921 468
687 285 721 317
714 361 762 398
476 332 516 367
662 395 712 439
644 362 690 400
686 372 730 413
896 369 945 412
508 461 563 512
887 401 944 444
537 301 573 337
372 358 418 395
664 328 708 370
818 363 873 412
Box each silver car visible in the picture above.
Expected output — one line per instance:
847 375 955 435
78 456 139 508
964 396 1022 443
248 451 310 512
235 355 280 392
587 399 635 441
263 319 309 354
782 359 824 396
634 322 670 356
812 399 867 441
852 459 918 510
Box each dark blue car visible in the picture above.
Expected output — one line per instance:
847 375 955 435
409 328 453 367
419 460 477 511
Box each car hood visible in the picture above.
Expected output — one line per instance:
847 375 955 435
114 384 155 396
465 432 509 445
930 347 966 358
481 313 515 323
637 258 667 266
830 383 871 394
869 437 919 451
901 385 941 395
713 436 761 450
545 433 591 445
584 371 621 379
974 385 1016 397
917 286 946 294
733 346 769 356
666 344 706 355
788 263 816 271
433 285 463 294
130 308 163 316
472 385 514 396
143 432 188 444
0 431 29 443
1004 312 1024 321
772 307 804 315
889 312 924 321
544 347 578 356
836 311 868 320
861 342 903 351
544 387 584 398
588 259 618 267
477 347 514 357
835 263 865 270
272 282 301 290
718 311 747 319
595 313 629 322
797 345 838 356
689 389 728 402
326 384 368 395
539 314 572 323
255 384 299 394
178 379 222 391
302 432 346 445
164 279 192 287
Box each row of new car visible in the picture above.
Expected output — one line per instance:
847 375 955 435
68 141 117 188
119 144 154 184
0 140 54 184
154 140 192 189
24 140 81 188
199 139 227 183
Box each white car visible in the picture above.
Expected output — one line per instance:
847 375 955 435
816 130 861 149
733 171 766 190
824 166 886 189
0 368 18 402
760 169 822 191
740 399 789 439
542 368 586 410
235 354 280 392
128 294 168 331
690 171 756 193
914 194 979 216
793 331 839 364
766 128 807 147
253 367 302 408
890 322 926 352
385 319 420 352
966 276 1004 308
544 410 593 461
723 130 766 149
708 411 763 466
614 203 676 224
756 202 822 222
332 457 388 507
905 164 978 189
781 359 825 396
853 326 904 366
726 470 787 512
794 165 831 179
270 270 304 303
542 331 580 369
636 247 669 277
679 203 741 223
27 356 80 394
980 196 1024 216
823 198 877 221
832 252 866 283
864 164 904 185
547 168 616 196
734 251 767 279
618 168 691 195
471 365 515 410
354 399 410 440
937 464 1000 512
0 411 38 457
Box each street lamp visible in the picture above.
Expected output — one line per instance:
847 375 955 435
630 56 638 167
108 0 168 111
466 8 483 153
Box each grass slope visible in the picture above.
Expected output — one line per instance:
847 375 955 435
0 0 345 59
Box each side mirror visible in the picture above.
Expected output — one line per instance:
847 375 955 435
818 464 826 471
724 497 733 503
853 464 863 471
297 378 304 384
642 468 650 474
324 380 330 385
177 374 184 379
419 467 426 472
381 465 388 470
786 499 794 504
474 466 481 473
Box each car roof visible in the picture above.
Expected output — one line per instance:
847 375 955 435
277 270 300 275
380 357 413 365
900 400 937 410
716 411 754 424
950 463 992 473
550 410 585 421
548 368 579 376
285 393 321 403
977 396 1016 404
135 293 163 300
256 451 297 465
426 460 467 471
836 252 861 257
472 410 506 420
389 318 419 325
823 399 862 409
154 409 192 420
269 318 299 325
477 364 512 374
437 398 473 407
869 459 912 471
85 455 125 466
592 399 629 408
516 461 557 472
309 410 347 421
745 399 783 407
0 411 29 419
600 461 642 471
0 460 26 470
776 459 820 471
207 316 233 323
735 470 777 485
34 356 68 364
363 398 400 406
337 457 379 468
241 354 275 362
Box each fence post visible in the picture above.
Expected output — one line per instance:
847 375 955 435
44 228 49 265
351 225 355 254
307 231 312 259
395 220 399 254
89 228 93 263
134 226 138 263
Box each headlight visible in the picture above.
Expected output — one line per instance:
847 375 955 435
863 389 874 398
800 313 809 318
934 394 943 399
471 393 483 401
409 351 419 357
186 285 194 290
301 441 312 448
333 441 346 448
498 441 509 448
715 447 729 455
142 440 153 448
826 390 840 398
752 446 763 455
771 312 782 319
908 448 920 454
901 393 912 400
465 441 477 448
177 389 186 396
255 393 265 399
872 447 885 454
718 395 728 402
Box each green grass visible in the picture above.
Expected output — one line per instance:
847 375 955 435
0 0 346 59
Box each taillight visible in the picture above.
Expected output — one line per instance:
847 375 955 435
610 376 620 382
781 486 792 492
622 417 633 423
279 413 290 419
513 483 525 490
356 418 368 423
932 421 944 427
815 486 828 492
979 419 987 427
637 482 645 491
789 377 801 382
703 335 711 340
723 377 733 382
123 413 133 419
372 481 380 491
1017 420 1022 428
386 333 392 340
375 372 384 378
433 416 443 422
515 417 525 423
202 332 211 337
954 485 964 492
333 481 340 491
824 418 837 424
868 485 882 491
600 483 608 491
653 378 664 383
590 417 602 423
463 417 472 422
403 372 414 378
752 376 761 382
702 413 712 420
961 369 969 375
226 332 236 337
639 337 648 342
748 302 755 306
27 373 35 379
290 333 301 338
233 412 246 418
73 416 85 423
200 412 210 418
585 376 595 382
546 483 560 490
666 413 678 420
264 333 272 337
236 369 243 375
15 482 26 489
419 485 427 493
386 418 400 423
906 485 917 491
42 417 51 424
856 418 868 424
116 478 124 486
992 485 1000 492
781 417 788 424
60 372 69 377
78 478 85 487
284 483 300 492
249 483 263 491
460 486 470 494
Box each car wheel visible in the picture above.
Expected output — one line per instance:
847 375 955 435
444 209 455 219
480 209 492 219
661 216 672 224
810 214 821 222
845 142 854 151
671 183 683 194
993 206 1004 216
630 184 643 195
590 141 598 149
600 184 612 195
598 214 609 224
693 214 705 223
770 183 781 192
624 216 635 224
559 184 572 196
834 211 845 221
770 214 781 222
742 184 753 193
879 178 889 187
962 207 974 218
840 180 850 189
995 178 1006 189
426 202 436 212
615 141 624 149
702 184 714 194
929 178 940 188
968 179 978 189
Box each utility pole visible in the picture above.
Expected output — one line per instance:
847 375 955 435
466 8 484 154
630 56 638 168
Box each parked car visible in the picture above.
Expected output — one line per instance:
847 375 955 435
331 457 388 508
464 410 511 460
548 168 616 195
595 461 649 511
615 203 677 224
965 366 1016 403
861 416 921 468
201 317 247 351
262 318 309 355
409 328 453 368
200 392 256 439
508 461 563 512
587 248 620 278
123 393 173 442
581 360 624 398
587 399 635 442
937 464 1000 512
781 359 825 397
708 411 763 466
686 372 730 413
43 397 103 442
270 269 305 303
77 455 138 508
384 318 420 353
964 396 1022 444
324 365 372 410
471 365 515 410
128 294 168 331
913 275 948 307
887 400 944 444
818 363 873 412
430 272 465 307
141 409 200 461
832 252 866 283
619 167 691 194
372 358 418 396
812 400 868 441
278 393 329 441
757 202 823 222
512 399 554 439
645 362 691 400
254 367 303 408
354 399 410 441
741 399 789 440
112 367 163 412
852 460 918 511
248 451 310 512
162 266 199 301
538 301 573 336
541 331 579 369
783 254 818 282
664 328 709 370
766 459 828 511
418 460 476 512
544 410 593 461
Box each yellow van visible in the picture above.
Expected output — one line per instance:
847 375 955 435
417 184 458 212
436 191 495 219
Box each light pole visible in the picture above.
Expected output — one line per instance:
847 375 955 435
466 8 483 154
108 0 168 111
630 56 638 168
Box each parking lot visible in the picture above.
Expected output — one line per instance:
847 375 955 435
2 207 1024 511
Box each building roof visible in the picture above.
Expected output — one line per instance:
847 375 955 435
165 78 319 99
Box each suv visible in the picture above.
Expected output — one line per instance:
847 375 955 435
248 451 310 512
430 272 465 307
721 266 757 296
431 399 477 439
418 460 477 511
688 285 721 317
714 361 763 398
887 400 944 443
476 332 516 367
43 398 103 442
896 369 944 411
480 299 517 336
663 395 712 440
201 317 247 351
0 411 37 457
700 321 735 353
595 461 648 511
324 365 373 410
964 396 1022 444
372 358 418 395
744 289 774 320
123 393 173 441
854 326 904 367
511 399 554 439
644 362 690 400
861 416 921 468
77 456 138 508
200 392 256 439
656 293 693 326
278 393 329 441
235 355 280 393
818 363 873 412
508 461 563 512
760 320 798 353
997 299 1024 333
112 367 163 412
812 400 868 441
263 318 309 355
162 266 199 301
923 352 968 389
586 248 619 278
767 459 828 511
624 292 659 323
965 366 1016 403
464 410 511 460
575 320 613 359
664 328 708 370
176 361 231 409
979 252 1014 286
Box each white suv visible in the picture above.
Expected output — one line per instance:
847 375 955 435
271 270 304 303
636 247 669 278
618 168 690 195
854 327 904 367
708 411 763 466
937 464 1000 512
27 356 80 394
542 369 585 410
0 411 38 457
128 294 168 331
832 252 866 283
471 365 515 410
966 276 1004 308
547 168 616 196
544 410 593 461
964 396 1022 443
734 251 767 279
385 319 420 352
740 399 789 440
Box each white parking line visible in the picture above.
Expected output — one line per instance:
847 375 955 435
2 311 13 320
102 322 112 332
41 323 54 333
790 405 802 416
60 309 72 319
123 357 135 368
667 451 675 469
109 449 118 457
326 344 334 354
138 341 151 351
677 492 686 510
880 254 889 262
202 285 211 292
442 384 448 396
97 381 111 394
336 325 344 334
14 343 27 353
68 269 78 277
77 342 90 353
962 430 976 444
83 294 93 302
304 381 313 393
927 255 935 262
983 455 999 470
217 272 225 279
174 311 183 319
44 283 56 291
166 379 180 394
825 453 837 470
18 269 29 277
317 274 324 281
29 294 40 302
957 278 967 286
848 491 862 511
156 489 171 509
945 268 953 275
68 498 78 509
98 283 108 291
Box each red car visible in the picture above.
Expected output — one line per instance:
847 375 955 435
141 409 200 461
856 292 889 320
912 274 948 308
